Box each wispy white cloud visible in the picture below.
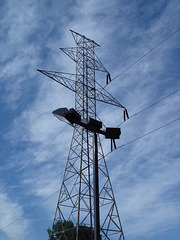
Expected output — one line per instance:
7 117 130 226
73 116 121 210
0 192 30 240
0 0 179 239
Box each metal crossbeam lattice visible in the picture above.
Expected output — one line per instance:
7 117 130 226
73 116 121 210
37 70 125 109
38 30 125 240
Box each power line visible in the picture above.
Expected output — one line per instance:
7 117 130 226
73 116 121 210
33 27 180 124
13 27 178 193
117 87 180 127
104 27 180 87
3 170 64 218
2 87 179 216
1 86 179 217
1 116 179 231
1 28 179 231
3 163 81 221
0 190 59 232
1 169 79 231
105 117 180 158
0 126 67 193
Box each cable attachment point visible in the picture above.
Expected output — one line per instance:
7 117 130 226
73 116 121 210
124 108 129 121
111 139 117 151
106 72 112 85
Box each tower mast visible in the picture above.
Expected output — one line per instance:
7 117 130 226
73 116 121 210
38 30 126 240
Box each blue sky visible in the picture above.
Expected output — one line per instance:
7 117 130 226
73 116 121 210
0 0 180 240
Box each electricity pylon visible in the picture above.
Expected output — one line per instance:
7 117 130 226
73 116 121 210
38 30 127 240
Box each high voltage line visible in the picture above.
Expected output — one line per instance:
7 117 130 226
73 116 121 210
1 87 179 228
0 85 178 223
0 27 179 233
3 171 64 218
0 126 67 193
0 190 59 232
117 87 180 127
14 27 180 144
105 117 180 158
3 165 78 220
104 27 180 87
1 116 179 232
1 87 179 193
25 27 180 123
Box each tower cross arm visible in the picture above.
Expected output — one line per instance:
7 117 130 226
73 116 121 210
60 47 108 73
37 69 126 109
94 88 125 109
37 69 76 92
70 29 100 47
94 80 126 109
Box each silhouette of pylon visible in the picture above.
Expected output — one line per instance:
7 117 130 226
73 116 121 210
38 30 125 240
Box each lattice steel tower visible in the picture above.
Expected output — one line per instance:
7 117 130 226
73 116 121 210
38 30 127 240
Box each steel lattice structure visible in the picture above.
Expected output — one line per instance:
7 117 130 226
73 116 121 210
38 30 126 240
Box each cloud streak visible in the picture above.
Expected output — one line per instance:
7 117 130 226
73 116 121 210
0 0 180 239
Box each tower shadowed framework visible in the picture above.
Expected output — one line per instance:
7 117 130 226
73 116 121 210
38 30 126 240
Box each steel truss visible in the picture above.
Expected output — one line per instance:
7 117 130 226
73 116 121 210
39 30 125 240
